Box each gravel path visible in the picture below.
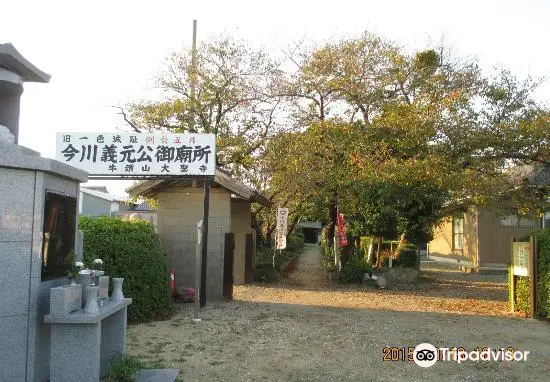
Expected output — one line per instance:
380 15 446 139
127 244 550 381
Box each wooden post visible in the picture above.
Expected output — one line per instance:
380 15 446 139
200 178 210 308
529 236 537 318
510 236 515 312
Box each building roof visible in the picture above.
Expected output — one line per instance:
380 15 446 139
297 221 323 229
0 43 51 83
134 200 156 211
81 187 126 203
125 168 271 206
82 186 109 193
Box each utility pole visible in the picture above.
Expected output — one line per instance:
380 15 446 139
188 19 210 309
189 19 197 132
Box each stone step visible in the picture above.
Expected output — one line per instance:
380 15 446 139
135 369 180 382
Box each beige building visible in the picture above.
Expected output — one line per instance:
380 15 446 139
429 206 540 271
126 169 268 299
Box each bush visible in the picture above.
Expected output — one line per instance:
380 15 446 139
107 356 144 382
253 263 278 282
339 258 372 284
79 216 172 324
508 229 550 319
286 232 305 253
515 276 531 315
398 248 417 268
537 229 550 318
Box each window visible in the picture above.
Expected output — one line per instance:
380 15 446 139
453 217 464 251
518 218 536 228
500 215 536 228
500 215 518 227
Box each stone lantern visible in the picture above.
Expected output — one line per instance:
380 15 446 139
0 43 51 144
0 44 88 382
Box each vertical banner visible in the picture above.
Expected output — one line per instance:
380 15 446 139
276 207 288 250
337 208 348 247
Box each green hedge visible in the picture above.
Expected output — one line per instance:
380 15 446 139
254 232 305 275
79 216 172 324
509 229 550 319
286 232 305 253
537 229 550 318
339 258 372 284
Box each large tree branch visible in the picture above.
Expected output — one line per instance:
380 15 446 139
111 106 142 133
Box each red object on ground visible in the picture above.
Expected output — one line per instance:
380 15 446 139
183 288 195 303
170 268 175 294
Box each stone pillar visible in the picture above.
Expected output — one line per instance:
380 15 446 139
0 68 23 144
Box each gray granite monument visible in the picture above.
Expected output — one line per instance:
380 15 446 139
0 43 131 382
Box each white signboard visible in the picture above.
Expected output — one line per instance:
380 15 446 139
55 132 215 176
276 207 288 250
512 242 529 277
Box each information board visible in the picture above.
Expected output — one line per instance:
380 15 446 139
56 132 215 176
512 242 529 277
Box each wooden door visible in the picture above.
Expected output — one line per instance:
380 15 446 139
245 233 254 284
223 233 235 299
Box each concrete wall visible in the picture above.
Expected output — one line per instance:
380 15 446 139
0 167 36 382
429 218 455 259
230 199 252 284
79 192 112 216
0 168 79 382
429 208 478 266
157 187 230 299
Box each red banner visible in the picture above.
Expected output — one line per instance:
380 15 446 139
337 208 348 247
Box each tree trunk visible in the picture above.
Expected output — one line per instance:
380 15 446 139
287 214 301 237
375 236 383 268
393 232 407 259
326 191 338 249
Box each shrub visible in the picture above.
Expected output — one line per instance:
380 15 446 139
253 263 278 282
286 232 305 253
509 229 550 319
79 216 172 324
398 248 417 268
515 276 531 315
107 356 144 382
537 229 550 318
339 258 373 284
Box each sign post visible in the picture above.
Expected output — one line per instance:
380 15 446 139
275 207 288 269
55 132 215 176
56 132 216 307
512 241 529 277
529 236 538 319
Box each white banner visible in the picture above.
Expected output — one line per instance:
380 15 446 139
276 207 288 250
55 132 215 176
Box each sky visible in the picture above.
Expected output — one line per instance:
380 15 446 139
2 0 549 197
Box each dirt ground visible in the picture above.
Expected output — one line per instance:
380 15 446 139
127 244 550 381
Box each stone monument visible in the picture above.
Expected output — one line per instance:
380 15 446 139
0 42 88 381
0 43 132 382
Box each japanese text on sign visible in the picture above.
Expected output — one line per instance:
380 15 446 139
55 133 216 176
512 242 529 277
276 207 288 250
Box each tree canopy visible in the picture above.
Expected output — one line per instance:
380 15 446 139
122 31 550 249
